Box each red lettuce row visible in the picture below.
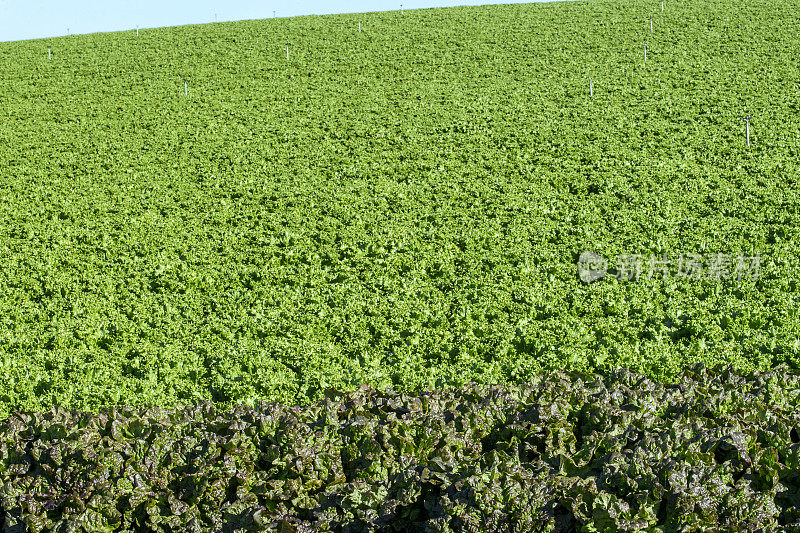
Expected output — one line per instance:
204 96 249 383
1 363 799 532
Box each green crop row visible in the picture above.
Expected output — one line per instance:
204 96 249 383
0 0 798 416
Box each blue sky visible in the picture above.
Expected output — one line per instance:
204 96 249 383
0 0 565 43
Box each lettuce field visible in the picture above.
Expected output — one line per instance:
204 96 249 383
0 0 797 417
1 0 800 528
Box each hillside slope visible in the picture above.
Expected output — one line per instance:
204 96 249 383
0 0 798 417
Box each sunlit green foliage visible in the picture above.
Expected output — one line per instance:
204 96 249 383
0 0 798 417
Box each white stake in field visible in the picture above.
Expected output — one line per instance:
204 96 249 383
48 46 51 60
743 116 751 147
650 17 653 33
286 43 290 61
589 77 593 97
644 43 647 61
